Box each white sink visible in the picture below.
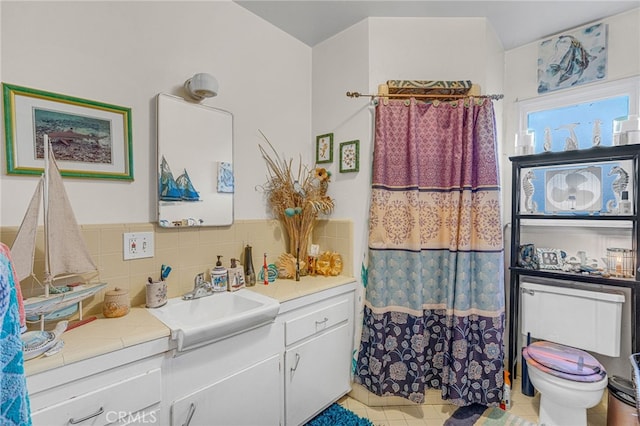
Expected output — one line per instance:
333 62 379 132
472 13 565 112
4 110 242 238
147 289 280 351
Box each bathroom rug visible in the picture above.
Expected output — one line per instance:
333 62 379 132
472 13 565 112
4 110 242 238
305 403 373 426
445 405 536 426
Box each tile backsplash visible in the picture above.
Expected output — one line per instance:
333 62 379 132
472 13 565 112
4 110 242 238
0 219 353 320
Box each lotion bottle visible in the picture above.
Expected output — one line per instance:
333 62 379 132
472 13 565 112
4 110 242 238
211 255 228 292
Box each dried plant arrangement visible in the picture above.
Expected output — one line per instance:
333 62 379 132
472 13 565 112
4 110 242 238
258 131 334 274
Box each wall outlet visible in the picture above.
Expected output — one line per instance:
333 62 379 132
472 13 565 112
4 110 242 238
123 232 154 260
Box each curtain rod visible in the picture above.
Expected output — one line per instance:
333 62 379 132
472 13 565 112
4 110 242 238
346 91 504 100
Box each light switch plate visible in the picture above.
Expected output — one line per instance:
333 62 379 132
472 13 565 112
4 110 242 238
123 232 154 260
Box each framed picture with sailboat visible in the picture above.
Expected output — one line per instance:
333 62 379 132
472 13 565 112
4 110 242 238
2 83 133 180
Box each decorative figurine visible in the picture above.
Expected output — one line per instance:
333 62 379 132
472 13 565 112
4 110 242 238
522 170 538 213
607 165 630 213
592 119 602 147
558 123 579 151
543 127 553 152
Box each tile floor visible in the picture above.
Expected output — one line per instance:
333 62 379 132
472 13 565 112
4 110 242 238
338 377 609 425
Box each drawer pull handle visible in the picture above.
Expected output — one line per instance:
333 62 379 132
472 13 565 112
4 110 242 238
69 406 104 424
183 403 196 426
315 317 329 325
291 353 301 373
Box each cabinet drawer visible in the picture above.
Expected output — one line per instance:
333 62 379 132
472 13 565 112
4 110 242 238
285 299 349 346
31 368 162 426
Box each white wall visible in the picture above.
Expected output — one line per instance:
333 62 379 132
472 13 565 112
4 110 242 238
0 1 311 226
312 16 505 278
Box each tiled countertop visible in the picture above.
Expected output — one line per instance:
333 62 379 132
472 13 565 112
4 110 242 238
24 275 356 377
246 275 355 303
24 307 170 377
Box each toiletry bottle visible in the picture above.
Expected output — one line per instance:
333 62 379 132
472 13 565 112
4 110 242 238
263 253 269 285
211 255 228 292
620 191 632 215
228 258 245 291
244 244 256 286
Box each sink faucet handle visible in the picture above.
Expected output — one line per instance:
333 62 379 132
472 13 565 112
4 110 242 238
194 272 206 287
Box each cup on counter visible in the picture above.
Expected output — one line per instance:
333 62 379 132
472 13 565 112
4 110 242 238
146 280 167 308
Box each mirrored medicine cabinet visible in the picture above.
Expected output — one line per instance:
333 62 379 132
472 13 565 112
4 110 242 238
157 93 233 227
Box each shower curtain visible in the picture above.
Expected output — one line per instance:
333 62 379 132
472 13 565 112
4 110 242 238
354 98 505 407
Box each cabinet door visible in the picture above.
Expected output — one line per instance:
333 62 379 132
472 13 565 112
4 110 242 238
285 323 351 426
171 354 281 426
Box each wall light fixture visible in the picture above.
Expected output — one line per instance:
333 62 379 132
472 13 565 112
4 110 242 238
184 73 218 101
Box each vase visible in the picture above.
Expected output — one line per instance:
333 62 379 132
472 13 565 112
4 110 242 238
281 213 315 273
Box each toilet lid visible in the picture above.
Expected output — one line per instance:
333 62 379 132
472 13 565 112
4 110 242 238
523 341 606 383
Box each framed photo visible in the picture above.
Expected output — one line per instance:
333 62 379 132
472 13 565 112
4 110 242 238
315 133 333 164
339 140 359 173
3 83 133 180
536 248 565 270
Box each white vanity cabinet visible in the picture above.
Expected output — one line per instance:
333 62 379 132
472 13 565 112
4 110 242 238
279 283 356 426
28 350 165 426
163 322 284 426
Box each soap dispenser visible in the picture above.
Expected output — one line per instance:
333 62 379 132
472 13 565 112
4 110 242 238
211 255 228 292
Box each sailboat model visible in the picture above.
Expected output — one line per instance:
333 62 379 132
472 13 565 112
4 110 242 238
11 135 106 330
159 155 200 201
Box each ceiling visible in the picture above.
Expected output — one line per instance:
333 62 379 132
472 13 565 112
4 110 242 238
234 1 639 50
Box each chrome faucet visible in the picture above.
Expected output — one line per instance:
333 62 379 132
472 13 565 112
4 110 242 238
182 273 214 300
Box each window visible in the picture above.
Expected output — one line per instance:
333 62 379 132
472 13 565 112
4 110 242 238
518 77 640 154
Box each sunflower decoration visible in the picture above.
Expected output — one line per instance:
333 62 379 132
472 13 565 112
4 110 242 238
258 131 335 272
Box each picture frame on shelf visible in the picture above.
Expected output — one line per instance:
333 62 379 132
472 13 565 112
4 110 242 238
339 140 359 173
315 133 333 164
517 244 539 270
3 83 133 180
536 248 565 270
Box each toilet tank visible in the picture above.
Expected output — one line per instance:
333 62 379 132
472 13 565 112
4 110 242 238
521 280 625 357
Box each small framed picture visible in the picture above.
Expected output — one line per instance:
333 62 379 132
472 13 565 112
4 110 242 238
536 248 564 270
339 140 359 173
315 133 333 164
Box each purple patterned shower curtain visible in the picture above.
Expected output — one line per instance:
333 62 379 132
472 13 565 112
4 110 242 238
354 98 505 406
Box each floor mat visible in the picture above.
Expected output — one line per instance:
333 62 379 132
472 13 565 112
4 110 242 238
306 403 374 426
445 405 536 426
444 403 489 426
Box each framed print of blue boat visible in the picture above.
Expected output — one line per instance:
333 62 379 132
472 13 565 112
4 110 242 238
537 22 607 93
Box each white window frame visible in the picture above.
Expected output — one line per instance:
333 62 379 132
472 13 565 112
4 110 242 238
518 76 640 135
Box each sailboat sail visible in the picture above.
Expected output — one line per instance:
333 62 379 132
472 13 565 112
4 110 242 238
176 169 200 201
11 136 105 327
159 156 182 201
11 178 43 282
45 149 98 280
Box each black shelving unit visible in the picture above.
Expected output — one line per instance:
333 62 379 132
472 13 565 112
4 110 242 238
508 144 640 380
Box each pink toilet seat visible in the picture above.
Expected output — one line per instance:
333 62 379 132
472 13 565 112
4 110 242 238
523 341 606 383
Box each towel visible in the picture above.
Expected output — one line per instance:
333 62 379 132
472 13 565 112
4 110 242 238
0 243 31 425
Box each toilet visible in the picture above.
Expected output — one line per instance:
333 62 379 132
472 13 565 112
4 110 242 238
520 280 625 426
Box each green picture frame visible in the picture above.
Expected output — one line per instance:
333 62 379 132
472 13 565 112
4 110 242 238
339 140 359 173
315 133 333 164
3 83 133 180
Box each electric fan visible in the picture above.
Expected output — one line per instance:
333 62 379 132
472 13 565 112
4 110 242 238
545 166 602 212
